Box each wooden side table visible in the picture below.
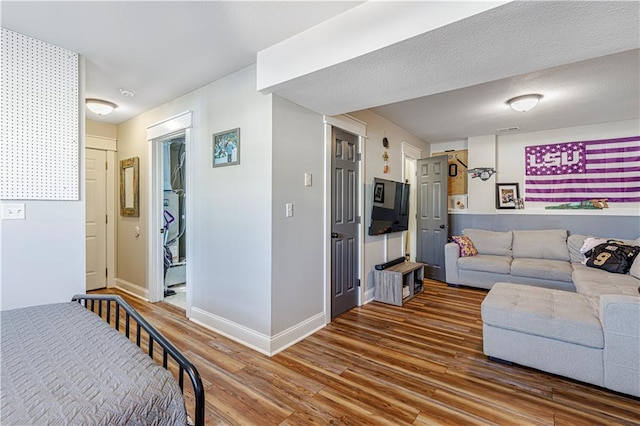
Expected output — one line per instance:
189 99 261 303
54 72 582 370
374 261 425 306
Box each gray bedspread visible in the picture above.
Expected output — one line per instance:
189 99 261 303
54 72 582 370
1 302 187 425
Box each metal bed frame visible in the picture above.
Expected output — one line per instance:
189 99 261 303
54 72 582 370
72 294 205 426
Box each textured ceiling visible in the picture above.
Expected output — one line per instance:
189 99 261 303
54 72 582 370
0 1 362 124
265 1 640 142
371 49 640 143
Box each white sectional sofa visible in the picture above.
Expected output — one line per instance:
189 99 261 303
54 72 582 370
444 229 640 398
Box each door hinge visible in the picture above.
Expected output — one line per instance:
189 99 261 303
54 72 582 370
357 152 361 161
105 268 108 278
357 279 361 287
105 161 108 170
356 216 361 224
105 214 108 224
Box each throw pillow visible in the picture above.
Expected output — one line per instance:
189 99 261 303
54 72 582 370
579 237 609 264
630 238 640 279
452 235 478 257
585 240 640 274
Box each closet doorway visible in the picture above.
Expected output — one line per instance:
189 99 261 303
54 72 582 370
147 111 192 313
161 136 187 309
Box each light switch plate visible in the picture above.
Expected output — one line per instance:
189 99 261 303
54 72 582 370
304 173 312 187
285 203 293 217
2 203 26 219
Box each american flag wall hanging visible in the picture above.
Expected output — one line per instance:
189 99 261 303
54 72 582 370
524 136 640 203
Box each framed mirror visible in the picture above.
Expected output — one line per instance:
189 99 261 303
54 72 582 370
120 157 139 217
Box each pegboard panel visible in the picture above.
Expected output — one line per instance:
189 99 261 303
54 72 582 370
1 28 79 200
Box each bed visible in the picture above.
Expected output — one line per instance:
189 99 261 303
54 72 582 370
1 294 204 425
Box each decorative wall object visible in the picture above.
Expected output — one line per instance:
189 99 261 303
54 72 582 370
382 150 389 174
373 182 385 203
467 167 496 181
1 28 79 200
496 183 519 209
545 199 609 210
120 157 139 217
524 136 639 203
212 128 240 167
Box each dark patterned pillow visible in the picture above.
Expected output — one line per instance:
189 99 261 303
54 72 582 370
585 240 640 274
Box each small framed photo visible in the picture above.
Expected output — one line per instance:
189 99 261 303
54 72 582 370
212 128 240 167
496 183 519 209
374 182 385 203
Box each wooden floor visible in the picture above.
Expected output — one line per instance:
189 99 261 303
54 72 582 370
98 281 639 425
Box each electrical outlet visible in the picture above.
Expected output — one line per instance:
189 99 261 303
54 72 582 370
1 203 26 219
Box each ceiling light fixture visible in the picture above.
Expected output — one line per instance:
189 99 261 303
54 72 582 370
507 94 542 112
86 98 117 115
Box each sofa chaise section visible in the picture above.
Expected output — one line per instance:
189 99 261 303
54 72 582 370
482 282 640 398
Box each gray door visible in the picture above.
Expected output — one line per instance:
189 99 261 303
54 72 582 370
416 155 448 282
331 128 359 318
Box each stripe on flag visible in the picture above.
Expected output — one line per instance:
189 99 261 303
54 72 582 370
524 136 640 203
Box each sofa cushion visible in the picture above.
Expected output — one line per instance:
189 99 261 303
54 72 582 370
482 283 603 348
572 263 640 297
512 229 569 261
457 255 512 274
462 229 512 256
510 258 573 283
568 234 589 263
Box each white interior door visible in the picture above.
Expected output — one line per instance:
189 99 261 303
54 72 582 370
85 148 107 291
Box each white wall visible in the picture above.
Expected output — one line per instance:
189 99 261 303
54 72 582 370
1 202 85 310
271 96 325 336
467 134 497 214
348 109 430 297
117 65 274 338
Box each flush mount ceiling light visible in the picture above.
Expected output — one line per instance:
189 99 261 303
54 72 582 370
507 94 543 112
86 98 117 115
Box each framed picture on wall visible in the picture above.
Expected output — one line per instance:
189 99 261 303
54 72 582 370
212 128 240 167
373 182 385 203
496 183 519 209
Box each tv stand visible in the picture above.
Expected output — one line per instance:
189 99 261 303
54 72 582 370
374 261 425 306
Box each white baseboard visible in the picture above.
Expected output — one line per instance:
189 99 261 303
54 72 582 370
190 307 325 357
270 312 325 356
190 307 271 355
115 278 148 301
364 287 375 304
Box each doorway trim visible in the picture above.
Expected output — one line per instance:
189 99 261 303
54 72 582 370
323 114 366 325
401 142 423 263
146 111 193 312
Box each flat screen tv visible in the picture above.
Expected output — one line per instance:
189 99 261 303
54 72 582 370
369 177 410 236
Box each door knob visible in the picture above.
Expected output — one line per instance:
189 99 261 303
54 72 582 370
439 224 446 229
331 232 340 238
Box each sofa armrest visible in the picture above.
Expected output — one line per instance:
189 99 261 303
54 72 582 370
444 242 460 285
600 294 640 397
